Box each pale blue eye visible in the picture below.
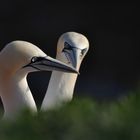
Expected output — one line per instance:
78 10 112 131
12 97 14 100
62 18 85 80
31 57 45 63
31 56 38 63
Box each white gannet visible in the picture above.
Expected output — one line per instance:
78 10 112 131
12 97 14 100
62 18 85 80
0 40 78 119
41 32 89 110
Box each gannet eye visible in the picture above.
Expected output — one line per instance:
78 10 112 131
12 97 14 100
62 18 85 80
31 56 47 63
31 56 38 63
81 48 87 56
63 42 72 51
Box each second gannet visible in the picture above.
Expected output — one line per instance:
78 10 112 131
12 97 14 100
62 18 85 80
41 32 89 110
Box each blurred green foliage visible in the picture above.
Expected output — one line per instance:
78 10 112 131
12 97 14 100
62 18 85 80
0 89 140 140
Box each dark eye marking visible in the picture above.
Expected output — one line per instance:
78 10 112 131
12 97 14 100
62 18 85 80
63 42 73 52
31 56 38 63
63 42 87 58
23 56 47 69
31 57 45 63
81 48 87 55
64 42 72 50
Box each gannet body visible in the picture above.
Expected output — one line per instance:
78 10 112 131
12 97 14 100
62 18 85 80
41 32 89 110
0 41 78 119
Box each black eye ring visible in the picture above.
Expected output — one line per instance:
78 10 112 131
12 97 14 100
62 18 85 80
31 56 38 63
81 48 87 56
64 42 72 50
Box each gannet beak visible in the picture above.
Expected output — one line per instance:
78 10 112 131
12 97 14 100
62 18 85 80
24 56 78 74
67 48 81 70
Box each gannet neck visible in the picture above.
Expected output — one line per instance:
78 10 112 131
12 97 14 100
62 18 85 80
41 32 89 111
41 71 78 110
0 68 37 120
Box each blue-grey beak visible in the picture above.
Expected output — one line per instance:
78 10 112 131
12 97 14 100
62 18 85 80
65 48 81 70
24 56 79 74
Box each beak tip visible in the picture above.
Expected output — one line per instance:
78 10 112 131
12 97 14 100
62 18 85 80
74 70 80 75
77 71 80 75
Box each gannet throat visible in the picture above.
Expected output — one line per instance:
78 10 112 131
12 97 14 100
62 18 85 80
41 32 89 110
0 40 78 120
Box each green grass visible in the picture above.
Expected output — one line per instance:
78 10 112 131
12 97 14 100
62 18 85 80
0 89 140 140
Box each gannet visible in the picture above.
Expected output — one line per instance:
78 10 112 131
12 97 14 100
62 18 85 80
0 40 78 119
41 32 89 110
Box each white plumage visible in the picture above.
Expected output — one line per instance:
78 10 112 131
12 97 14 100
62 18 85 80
0 40 77 120
41 32 89 110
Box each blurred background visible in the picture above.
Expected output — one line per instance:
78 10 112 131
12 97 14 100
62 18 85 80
0 2 139 108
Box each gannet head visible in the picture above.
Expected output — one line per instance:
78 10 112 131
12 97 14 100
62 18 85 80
57 32 89 71
0 41 78 78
